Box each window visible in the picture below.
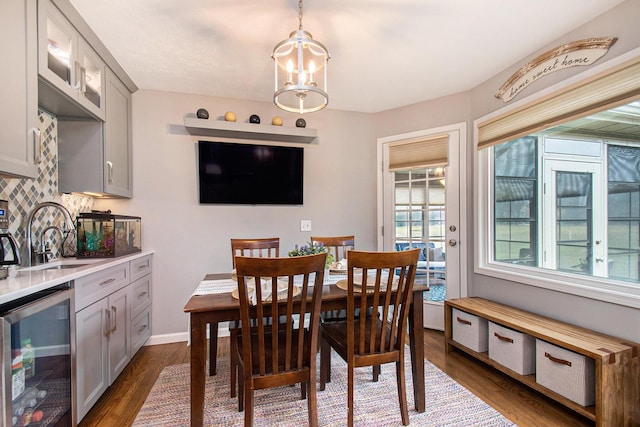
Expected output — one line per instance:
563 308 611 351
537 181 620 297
476 52 640 308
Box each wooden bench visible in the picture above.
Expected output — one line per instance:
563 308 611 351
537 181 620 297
444 297 639 426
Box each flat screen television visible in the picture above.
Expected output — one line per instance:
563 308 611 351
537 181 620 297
198 140 304 205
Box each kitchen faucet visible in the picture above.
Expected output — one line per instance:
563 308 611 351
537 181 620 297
23 201 76 267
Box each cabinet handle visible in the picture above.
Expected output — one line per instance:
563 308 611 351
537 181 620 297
111 306 117 333
494 332 514 343
456 316 472 326
137 324 148 333
33 129 42 164
80 66 87 94
73 61 82 90
544 352 572 367
137 291 148 298
99 277 116 286
104 309 111 337
107 161 114 184
137 264 147 271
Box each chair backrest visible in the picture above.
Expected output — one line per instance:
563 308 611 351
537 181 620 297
311 235 355 262
346 249 420 356
235 253 327 377
230 237 280 269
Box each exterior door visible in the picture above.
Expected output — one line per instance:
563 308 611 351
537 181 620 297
378 123 465 331
542 159 606 277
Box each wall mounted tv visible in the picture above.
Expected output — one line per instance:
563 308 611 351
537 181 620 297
198 140 304 205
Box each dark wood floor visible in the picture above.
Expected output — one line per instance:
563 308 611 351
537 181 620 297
78 329 593 426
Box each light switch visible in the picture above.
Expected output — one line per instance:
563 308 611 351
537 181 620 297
300 220 312 232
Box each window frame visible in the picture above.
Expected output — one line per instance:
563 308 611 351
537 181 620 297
474 48 640 310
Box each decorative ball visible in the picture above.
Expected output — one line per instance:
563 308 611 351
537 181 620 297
272 116 283 126
224 111 237 122
249 114 261 124
295 118 306 128
196 108 209 119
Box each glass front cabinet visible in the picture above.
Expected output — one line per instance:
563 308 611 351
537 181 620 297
38 0 105 119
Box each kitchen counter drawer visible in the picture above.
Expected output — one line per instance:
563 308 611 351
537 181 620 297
131 306 151 354
75 263 130 311
130 255 152 283
130 275 151 320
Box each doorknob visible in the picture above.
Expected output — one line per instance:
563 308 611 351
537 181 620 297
595 258 604 263
449 239 457 247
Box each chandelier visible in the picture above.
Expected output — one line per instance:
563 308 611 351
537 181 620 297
272 0 330 114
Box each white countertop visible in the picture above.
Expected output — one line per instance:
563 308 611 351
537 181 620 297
0 250 154 306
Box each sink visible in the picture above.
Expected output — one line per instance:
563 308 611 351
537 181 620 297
41 263 90 270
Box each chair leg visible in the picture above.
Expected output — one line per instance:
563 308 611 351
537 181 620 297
230 329 238 397
347 365 354 427
243 388 254 427
307 375 319 427
209 322 218 376
395 359 409 425
372 365 381 381
319 338 330 390
238 361 245 412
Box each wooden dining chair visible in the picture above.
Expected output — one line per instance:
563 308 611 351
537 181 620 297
318 249 420 427
310 235 355 263
234 253 326 427
226 238 280 397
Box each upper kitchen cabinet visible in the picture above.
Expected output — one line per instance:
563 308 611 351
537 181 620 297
58 69 133 198
0 0 40 179
38 0 106 120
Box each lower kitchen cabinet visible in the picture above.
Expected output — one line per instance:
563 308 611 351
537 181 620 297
75 254 152 422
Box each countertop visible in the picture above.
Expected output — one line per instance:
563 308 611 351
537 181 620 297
0 250 154 306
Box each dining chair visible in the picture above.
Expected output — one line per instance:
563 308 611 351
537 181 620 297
234 253 326 427
311 235 380 381
227 237 280 397
318 249 420 427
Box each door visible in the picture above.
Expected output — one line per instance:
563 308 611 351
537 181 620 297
542 159 606 277
378 123 466 331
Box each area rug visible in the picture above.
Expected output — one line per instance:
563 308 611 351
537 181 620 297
133 353 515 427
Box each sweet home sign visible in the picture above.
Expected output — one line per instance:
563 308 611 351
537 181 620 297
495 37 617 102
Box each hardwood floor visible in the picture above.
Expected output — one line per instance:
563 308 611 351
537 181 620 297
78 329 593 426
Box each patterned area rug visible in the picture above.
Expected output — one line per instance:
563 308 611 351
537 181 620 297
133 353 516 427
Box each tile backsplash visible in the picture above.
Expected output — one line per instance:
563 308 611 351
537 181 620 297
0 111 93 261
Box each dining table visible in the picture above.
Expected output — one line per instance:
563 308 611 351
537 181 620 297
184 272 428 427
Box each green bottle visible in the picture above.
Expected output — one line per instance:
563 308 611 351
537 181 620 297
22 339 35 379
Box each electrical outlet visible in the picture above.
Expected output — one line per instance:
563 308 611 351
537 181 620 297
300 220 312 232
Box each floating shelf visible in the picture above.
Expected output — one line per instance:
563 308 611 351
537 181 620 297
184 117 317 143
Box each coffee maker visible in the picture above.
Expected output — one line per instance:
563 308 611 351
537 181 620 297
0 200 20 279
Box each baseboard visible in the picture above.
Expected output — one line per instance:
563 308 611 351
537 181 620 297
144 323 231 346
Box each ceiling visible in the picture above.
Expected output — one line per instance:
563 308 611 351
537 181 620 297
68 0 624 113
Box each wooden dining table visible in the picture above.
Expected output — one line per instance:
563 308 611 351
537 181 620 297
184 273 428 426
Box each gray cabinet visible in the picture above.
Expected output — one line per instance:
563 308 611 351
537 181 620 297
74 255 152 422
58 70 133 197
37 0 106 120
0 0 41 179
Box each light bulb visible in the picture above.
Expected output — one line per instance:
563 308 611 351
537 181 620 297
286 60 294 84
308 61 316 84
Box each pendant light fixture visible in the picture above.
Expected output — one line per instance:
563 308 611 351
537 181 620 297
272 0 330 114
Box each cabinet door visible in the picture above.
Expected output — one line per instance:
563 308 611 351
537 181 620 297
75 298 109 422
0 0 39 178
104 69 133 197
77 37 106 119
38 0 77 100
108 286 130 384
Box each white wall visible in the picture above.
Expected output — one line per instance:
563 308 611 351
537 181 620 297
95 90 376 338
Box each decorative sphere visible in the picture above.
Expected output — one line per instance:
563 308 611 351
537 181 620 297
196 108 209 119
224 111 237 122
295 118 306 128
272 116 283 126
249 114 261 124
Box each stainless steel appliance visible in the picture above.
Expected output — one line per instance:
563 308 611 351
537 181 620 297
1 283 75 427
0 200 20 280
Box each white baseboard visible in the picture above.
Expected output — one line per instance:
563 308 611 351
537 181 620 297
143 323 231 346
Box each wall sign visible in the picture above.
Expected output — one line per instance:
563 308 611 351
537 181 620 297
495 37 617 102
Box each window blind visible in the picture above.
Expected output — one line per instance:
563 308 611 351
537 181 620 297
478 55 640 149
388 134 449 170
